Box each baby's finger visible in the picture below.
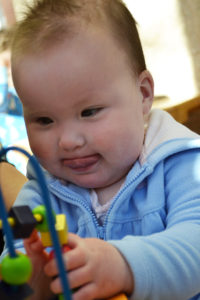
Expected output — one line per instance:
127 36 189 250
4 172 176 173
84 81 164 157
24 229 39 244
44 246 86 278
44 257 60 277
24 229 44 254
67 232 82 248
72 282 97 300
49 276 63 294
67 265 92 290
45 241 87 277
65 245 87 271
49 269 92 296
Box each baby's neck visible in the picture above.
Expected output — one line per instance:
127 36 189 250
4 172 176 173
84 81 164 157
94 178 125 206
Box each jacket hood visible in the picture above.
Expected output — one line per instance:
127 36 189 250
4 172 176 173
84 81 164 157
139 109 200 165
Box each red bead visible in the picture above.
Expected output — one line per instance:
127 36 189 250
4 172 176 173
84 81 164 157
49 244 72 260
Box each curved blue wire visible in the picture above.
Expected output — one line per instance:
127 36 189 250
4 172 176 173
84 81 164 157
0 188 16 257
0 146 72 300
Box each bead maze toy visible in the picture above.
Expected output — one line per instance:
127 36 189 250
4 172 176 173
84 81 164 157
0 146 127 300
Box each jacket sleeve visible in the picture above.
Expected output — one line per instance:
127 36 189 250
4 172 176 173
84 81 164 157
109 149 200 300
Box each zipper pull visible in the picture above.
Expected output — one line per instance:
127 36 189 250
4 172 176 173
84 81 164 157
98 226 104 239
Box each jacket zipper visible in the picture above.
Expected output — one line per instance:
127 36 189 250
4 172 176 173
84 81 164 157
50 164 152 240
102 164 152 238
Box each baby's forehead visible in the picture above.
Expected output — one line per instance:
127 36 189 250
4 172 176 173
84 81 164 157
12 21 120 65
11 0 144 77
12 26 130 77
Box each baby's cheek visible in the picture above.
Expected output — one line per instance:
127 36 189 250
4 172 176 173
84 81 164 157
29 142 51 161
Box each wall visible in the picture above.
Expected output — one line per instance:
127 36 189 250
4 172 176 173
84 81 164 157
178 0 200 94
124 0 199 103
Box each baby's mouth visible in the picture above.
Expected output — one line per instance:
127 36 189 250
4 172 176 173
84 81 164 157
62 154 100 170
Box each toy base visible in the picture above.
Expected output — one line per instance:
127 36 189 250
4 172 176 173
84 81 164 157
0 281 33 300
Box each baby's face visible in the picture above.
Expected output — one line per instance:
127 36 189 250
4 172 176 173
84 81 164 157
13 27 153 189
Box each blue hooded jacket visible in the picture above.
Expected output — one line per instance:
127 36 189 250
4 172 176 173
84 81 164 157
4 109 200 300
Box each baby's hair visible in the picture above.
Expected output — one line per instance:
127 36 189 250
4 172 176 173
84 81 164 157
0 27 14 52
11 0 146 75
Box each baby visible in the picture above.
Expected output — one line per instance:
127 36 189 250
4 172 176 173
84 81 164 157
3 0 200 299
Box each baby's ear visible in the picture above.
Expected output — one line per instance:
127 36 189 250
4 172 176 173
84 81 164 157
139 70 154 115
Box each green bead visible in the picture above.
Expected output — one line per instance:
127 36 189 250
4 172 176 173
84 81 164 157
33 205 55 232
0 254 32 285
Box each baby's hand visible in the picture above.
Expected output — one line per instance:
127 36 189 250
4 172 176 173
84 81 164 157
44 233 134 300
24 229 49 266
24 229 53 300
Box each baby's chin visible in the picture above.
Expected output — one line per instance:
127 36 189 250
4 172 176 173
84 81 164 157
58 177 115 190
45 164 127 190
72 177 126 195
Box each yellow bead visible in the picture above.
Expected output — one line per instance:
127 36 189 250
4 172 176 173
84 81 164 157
40 214 68 247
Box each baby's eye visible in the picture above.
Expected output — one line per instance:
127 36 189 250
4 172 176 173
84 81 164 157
36 117 53 125
81 107 102 118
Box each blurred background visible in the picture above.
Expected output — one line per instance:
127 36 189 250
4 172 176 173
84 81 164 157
125 0 200 133
0 0 200 173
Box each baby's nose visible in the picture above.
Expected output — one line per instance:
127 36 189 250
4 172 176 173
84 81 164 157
58 129 85 151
